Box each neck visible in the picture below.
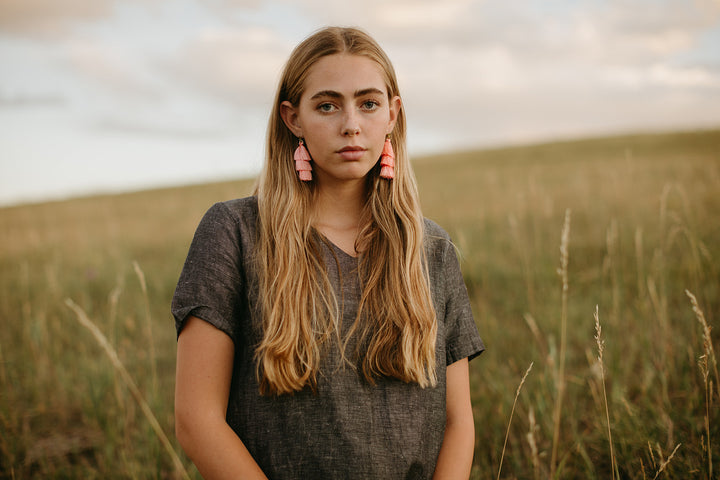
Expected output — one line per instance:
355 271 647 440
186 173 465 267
313 178 366 228
311 178 367 256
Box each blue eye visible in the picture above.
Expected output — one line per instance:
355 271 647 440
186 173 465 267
362 100 379 111
318 103 336 113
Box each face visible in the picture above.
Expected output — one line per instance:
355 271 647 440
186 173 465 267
280 53 401 187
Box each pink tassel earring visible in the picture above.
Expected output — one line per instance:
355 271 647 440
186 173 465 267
379 136 395 179
294 138 312 181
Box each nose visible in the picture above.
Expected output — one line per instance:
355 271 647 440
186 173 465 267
342 110 360 136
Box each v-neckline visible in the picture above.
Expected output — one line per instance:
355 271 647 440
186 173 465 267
317 231 359 261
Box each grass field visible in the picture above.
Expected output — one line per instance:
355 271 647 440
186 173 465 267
1 128 718 479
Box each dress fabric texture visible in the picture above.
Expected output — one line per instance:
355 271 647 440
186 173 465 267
171 196 484 480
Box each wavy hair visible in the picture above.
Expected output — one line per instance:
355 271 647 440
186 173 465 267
254 26 437 395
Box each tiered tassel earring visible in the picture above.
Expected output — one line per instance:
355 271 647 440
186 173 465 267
379 136 395 179
294 138 312 181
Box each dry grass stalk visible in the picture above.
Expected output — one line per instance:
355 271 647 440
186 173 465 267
635 227 646 302
526 407 541 480
108 287 122 333
497 361 534 480
107 284 127 411
523 313 548 361
686 289 716 479
509 213 536 312
647 441 656 471
0 340 6 387
65 298 191 480
132 260 158 394
550 208 571 478
594 305 617 479
646 277 666 336
685 289 719 396
651 443 681 480
605 219 620 321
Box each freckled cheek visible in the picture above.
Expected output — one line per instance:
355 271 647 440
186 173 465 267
305 114 340 133
301 122 335 149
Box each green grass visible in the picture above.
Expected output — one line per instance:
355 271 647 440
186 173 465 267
1 128 718 479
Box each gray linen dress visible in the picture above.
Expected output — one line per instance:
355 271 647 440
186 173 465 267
172 196 484 480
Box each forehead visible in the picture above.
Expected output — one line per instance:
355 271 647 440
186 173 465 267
302 54 388 98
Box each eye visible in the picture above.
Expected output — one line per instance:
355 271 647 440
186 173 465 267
317 102 337 113
361 100 380 111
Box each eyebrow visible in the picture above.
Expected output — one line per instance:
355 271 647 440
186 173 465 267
309 87 386 100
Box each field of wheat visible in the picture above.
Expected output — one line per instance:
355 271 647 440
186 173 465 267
1 129 718 479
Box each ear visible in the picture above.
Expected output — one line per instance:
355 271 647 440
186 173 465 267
387 95 402 134
280 101 303 138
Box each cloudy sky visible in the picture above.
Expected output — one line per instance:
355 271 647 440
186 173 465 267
1 0 719 206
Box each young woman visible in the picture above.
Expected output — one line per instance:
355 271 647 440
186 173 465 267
172 27 484 479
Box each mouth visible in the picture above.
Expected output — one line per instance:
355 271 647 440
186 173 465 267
337 146 366 153
337 145 367 161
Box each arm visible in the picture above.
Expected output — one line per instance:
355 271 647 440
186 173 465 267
175 316 268 480
433 358 475 480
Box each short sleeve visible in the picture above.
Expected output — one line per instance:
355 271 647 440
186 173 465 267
171 202 245 344
438 235 485 365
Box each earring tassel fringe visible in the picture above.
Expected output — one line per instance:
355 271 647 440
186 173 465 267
379 137 395 179
294 139 312 181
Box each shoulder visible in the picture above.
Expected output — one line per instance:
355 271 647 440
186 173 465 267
423 217 451 241
191 196 259 249
203 196 259 229
422 217 453 258
211 195 258 218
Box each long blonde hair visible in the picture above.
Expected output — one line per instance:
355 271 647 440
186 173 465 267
254 27 437 395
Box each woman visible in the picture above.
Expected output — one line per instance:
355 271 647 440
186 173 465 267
172 26 484 479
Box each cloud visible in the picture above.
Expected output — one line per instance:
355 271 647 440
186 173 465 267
161 26 292 107
63 40 165 99
569 5 718 65
205 0 264 8
380 0 473 30
3 0 719 156
1 0 719 205
0 0 115 37
92 117 231 138
360 0 720 68
0 92 66 108
605 63 720 89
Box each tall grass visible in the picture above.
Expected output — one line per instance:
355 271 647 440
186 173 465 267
550 208 571 478
64 298 190 480
418 129 719 478
1 129 718 478
686 289 717 479
497 362 533 480
594 305 617 479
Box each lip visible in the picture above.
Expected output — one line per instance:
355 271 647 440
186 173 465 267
337 146 366 161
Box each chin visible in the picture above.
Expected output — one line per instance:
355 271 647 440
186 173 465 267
321 165 375 182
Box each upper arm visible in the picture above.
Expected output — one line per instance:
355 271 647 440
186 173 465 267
432 358 475 479
174 320 269 479
175 316 235 427
445 358 473 428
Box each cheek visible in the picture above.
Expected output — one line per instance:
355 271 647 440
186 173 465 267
366 141 383 162
303 130 334 160
301 116 334 139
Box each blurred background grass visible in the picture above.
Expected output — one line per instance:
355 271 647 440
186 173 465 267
1 128 718 479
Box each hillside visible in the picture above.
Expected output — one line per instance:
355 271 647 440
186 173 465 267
1 128 718 478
